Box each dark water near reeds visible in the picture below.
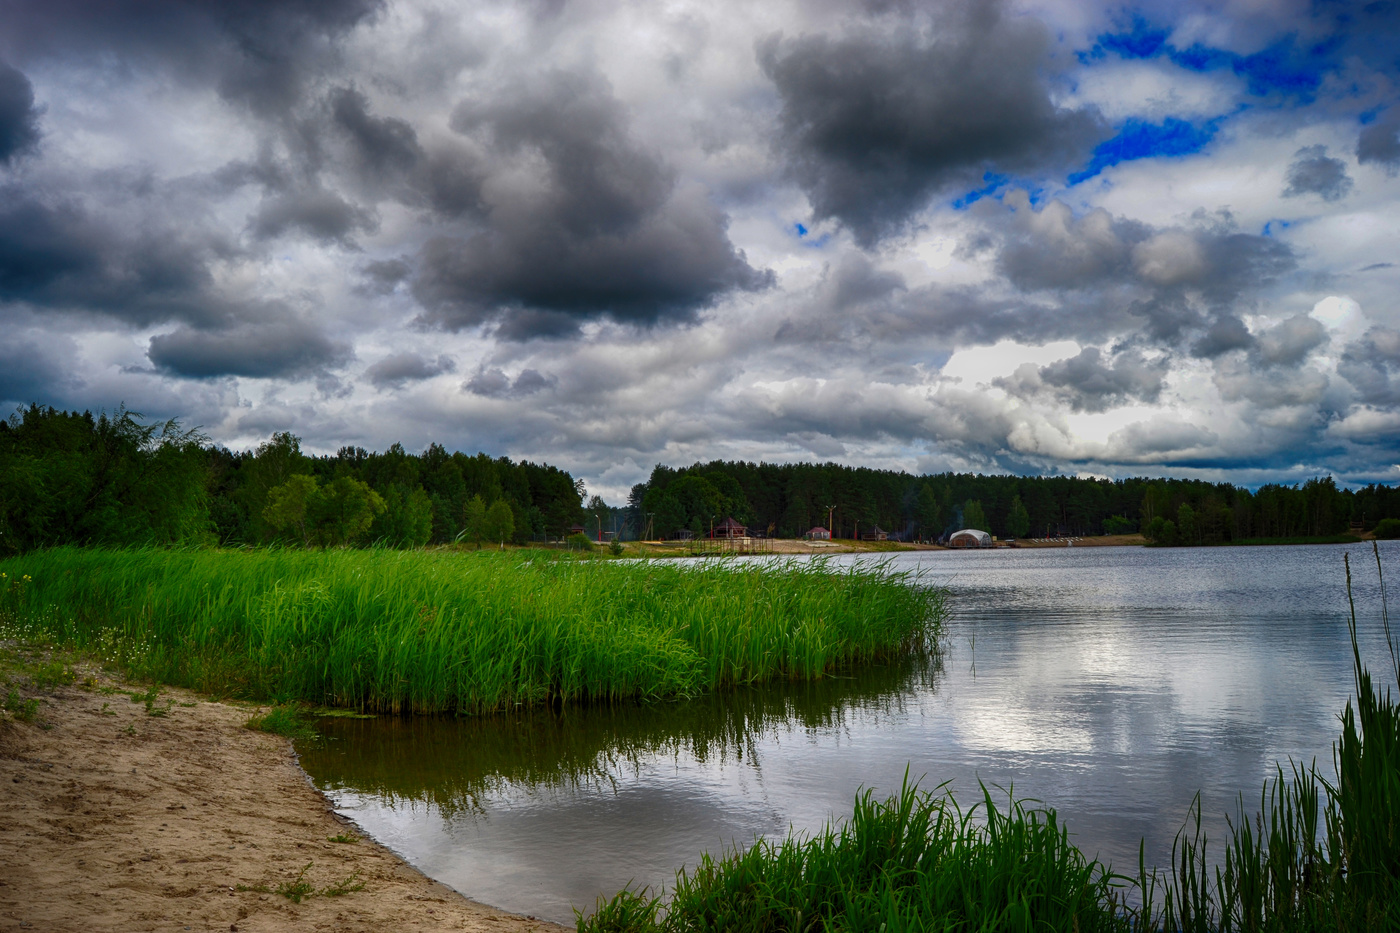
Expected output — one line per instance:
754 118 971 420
299 541 1400 924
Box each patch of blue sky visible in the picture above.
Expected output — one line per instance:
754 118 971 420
1069 118 1218 185
1262 219 1293 237
1079 15 1168 63
1085 16 1337 101
951 172 1011 210
791 221 831 248
1163 37 1333 99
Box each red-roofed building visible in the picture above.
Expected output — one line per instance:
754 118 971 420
714 517 747 539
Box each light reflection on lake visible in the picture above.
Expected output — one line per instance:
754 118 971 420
299 541 1400 925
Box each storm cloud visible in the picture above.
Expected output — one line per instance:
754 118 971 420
759 1 1105 243
0 62 41 164
409 68 771 336
148 318 352 379
0 0 384 116
1002 346 1168 413
1282 146 1352 201
366 352 455 389
1358 110 1400 172
0 0 1397 489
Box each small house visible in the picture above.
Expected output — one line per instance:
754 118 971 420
715 517 747 539
673 528 695 541
861 525 889 541
947 528 992 548
805 526 832 540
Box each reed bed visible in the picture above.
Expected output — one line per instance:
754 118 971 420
0 547 942 714
580 545 1400 933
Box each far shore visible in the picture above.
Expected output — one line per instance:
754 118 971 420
617 533 1148 555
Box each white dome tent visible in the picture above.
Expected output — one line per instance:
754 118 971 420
946 528 992 548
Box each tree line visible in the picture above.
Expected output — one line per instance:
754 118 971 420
0 405 584 555
616 461 1399 545
5 405 1400 555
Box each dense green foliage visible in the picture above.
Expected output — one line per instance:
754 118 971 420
0 406 210 555
0 548 942 714
631 462 1390 543
0 405 584 554
581 549 1400 932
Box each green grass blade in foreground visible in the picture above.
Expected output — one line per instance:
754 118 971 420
0 548 944 714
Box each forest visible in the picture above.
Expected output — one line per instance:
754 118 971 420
0 405 584 555
628 460 1396 544
3 404 1399 554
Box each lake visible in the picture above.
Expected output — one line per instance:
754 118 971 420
298 541 1400 924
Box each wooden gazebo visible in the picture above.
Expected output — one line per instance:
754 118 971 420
714 517 747 539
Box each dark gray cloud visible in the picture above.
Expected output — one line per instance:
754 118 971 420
365 352 455 389
1339 327 1400 406
250 188 376 243
0 190 230 327
0 61 40 165
1191 314 1254 358
1282 145 1352 201
992 198 1143 291
329 86 424 184
356 257 411 295
758 1 1105 243
1253 314 1327 366
148 317 351 379
466 367 557 398
410 68 771 337
1358 110 1400 172
997 346 1167 412
0 0 383 116
960 198 1296 350
0 332 71 404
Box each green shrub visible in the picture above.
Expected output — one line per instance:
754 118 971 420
1374 518 1400 539
566 533 596 551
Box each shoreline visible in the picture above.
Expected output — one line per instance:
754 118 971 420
0 658 568 933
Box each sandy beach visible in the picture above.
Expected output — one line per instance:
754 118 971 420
0 659 568 933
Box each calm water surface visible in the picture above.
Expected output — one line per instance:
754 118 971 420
299 542 1400 924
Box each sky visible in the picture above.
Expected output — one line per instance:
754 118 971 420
1 0 1399 501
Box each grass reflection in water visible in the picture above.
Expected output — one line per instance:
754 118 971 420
302 654 942 819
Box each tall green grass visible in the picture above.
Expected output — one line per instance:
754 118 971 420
580 544 1400 932
0 547 942 713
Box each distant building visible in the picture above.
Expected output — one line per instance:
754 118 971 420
947 528 992 548
805 526 832 540
715 517 747 539
861 525 889 541
673 528 695 541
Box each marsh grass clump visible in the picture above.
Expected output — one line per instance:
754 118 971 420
246 704 318 741
581 776 1129 933
0 548 942 715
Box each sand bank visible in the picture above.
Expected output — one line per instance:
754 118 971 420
0 662 567 933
